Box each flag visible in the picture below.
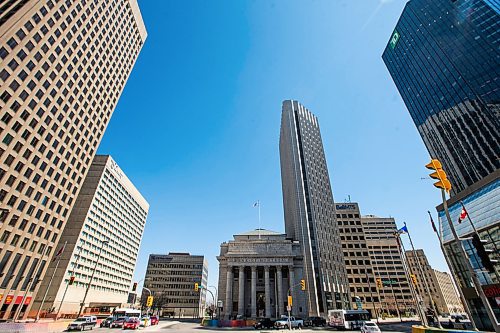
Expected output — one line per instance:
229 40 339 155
53 242 66 262
457 205 468 224
398 225 408 234
253 201 259 207
428 211 438 233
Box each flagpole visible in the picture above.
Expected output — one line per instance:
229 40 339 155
427 211 477 331
35 241 67 321
395 233 427 326
13 256 45 321
257 200 261 239
56 243 83 319
404 222 442 328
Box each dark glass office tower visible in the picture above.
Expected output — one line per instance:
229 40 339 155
383 1 499 330
382 0 499 197
279 100 350 316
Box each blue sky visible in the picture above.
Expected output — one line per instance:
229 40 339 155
97 0 447 290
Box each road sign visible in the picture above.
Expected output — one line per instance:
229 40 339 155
382 280 398 285
286 305 291 312
217 300 223 308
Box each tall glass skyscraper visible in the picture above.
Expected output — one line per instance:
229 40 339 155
279 100 350 316
382 0 499 196
383 1 499 330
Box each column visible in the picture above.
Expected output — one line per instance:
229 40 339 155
264 266 271 318
277 265 284 316
251 266 257 318
289 266 296 316
238 266 245 316
225 266 233 319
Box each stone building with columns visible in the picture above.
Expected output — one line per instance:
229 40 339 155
217 229 306 319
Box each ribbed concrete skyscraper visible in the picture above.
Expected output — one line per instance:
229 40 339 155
0 0 146 319
279 100 350 316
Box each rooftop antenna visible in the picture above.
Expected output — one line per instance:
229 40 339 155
253 200 261 239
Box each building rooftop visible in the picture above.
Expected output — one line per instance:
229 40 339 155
235 228 283 236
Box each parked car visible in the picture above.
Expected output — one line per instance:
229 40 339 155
361 321 381 333
254 318 274 329
275 316 303 329
100 316 114 328
150 315 159 325
67 316 97 331
304 316 326 327
110 316 128 328
123 317 141 330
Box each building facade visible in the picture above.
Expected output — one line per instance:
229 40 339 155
30 155 149 317
335 203 381 317
144 253 208 318
361 215 414 316
217 229 306 319
405 249 451 315
434 270 465 315
382 1 499 329
0 0 146 319
382 0 499 196
279 100 350 316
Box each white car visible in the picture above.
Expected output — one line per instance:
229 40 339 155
274 316 304 329
361 321 381 333
67 316 97 331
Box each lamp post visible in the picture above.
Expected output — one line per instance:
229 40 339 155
208 286 218 318
77 240 108 317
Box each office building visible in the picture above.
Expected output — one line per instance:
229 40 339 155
217 229 305 319
0 0 146 319
361 215 414 316
143 252 208 318
382 1 498 329
405 249 450 315
30 155 149 317
433 270 464 315
279 100 350 316
335 203 381 317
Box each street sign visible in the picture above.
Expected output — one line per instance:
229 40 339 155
217 300 223 308
382 280 398 285
286 305 291 312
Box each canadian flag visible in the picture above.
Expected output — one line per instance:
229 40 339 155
458 206 468 224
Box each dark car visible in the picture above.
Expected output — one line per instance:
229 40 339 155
254 318 275 329
304 316 326 327
100 316 114 328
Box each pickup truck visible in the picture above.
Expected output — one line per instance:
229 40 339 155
275 316 304 329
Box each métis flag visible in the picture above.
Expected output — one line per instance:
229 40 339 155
398 225 408 234
458 204 468 224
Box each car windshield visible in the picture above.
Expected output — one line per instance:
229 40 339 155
127 318 137 322
116 317 126 321
75 318 87 322
365 323 376 326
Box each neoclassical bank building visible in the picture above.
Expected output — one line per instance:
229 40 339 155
217 229 307 319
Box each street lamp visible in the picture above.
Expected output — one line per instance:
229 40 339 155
77 239 108 317
208 285 218 318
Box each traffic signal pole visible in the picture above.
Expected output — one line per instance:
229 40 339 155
440 189 499 333
57 244 83 319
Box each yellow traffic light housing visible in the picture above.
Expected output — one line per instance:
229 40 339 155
410 274 417 286
376 278 382 289
426 159 452 192
146 296 153 307
194 282 199 292
300 279 306 291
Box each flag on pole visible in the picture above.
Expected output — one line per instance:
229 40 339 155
397 225 408 234
53 242 66 262
253 201 259 207
428 211 438 233
457 205 468 224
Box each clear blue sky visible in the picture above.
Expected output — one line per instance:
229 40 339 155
97 0 447 290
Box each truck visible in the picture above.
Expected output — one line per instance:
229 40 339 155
275 316 304 329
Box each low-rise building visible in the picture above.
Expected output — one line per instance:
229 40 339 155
143 252 208 318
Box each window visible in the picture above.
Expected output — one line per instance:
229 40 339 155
0 230 11 243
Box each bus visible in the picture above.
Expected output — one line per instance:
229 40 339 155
112 308 141 319
328 310 370 330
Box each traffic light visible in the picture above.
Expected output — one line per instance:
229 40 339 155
132 282 137 292
425 159 452 192
288 295 293 307
410 274 417 286
194 282 199 292
376 278 382 289
69 276 75 285
471 234 497 273
146 296 153 307
300 279 306 291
